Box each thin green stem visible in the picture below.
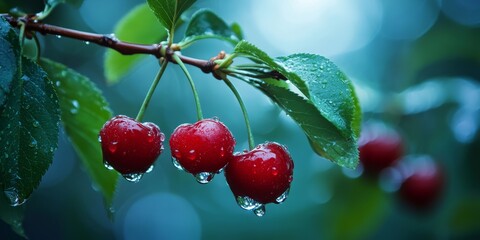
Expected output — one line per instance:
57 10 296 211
135 59 169 122
223 77 255 150
32 34 41 62
172 53 204 121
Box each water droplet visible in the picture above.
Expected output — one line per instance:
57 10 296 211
147 132 154 143
29 139 37 147
72 100 79 108
236 196 262 211
187 149 196 161
98 135 102 143
122 173 143 182
108 142 118 153
160 133 165 142
253 205 266 217
56 81 61 87
146 165 154 173
49 147 54 153
288 175 293 183
56 35 62 39
172 157 185 171
275 188 290 203
4 188 26 206
103 160 114 170
219 147 225 157
195 172 214 184
212 116 219 121
85 41 90 45
271 167 278 176
32 121 40 128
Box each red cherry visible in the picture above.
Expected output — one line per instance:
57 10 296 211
224 142 294 216
169 118 235 183
99 115 165 182
399 160 444 210
359 124 404 174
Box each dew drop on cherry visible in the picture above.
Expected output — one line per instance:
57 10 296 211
103 160 114 170
172 157 185 171
235 196 262 211
122 173 143 183
108 142 118 153
253 205 266 217
187 149 196 161
275 188 290 204
146 165 154 173
195 172 214 184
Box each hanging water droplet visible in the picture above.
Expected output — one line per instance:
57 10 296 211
146 165 154 173
236 196 262 210
275 188 290 203
172 157 185 171
253 205 266 217
187 149 196 160
29 139 37 147
103 160 114 170
212 116 219 122
4 188 26 206
56 35 62 39
195 172 214 184
160 133 165 142
85 41 90 45
32 120 40 128
108 142 118 153
122 173 143 183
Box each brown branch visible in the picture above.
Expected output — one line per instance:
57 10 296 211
1 14 215 73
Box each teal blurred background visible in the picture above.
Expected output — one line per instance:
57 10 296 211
1 0 480 239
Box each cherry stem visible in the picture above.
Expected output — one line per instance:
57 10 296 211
223 77 255 150
172 54 204 121
135 59 169 122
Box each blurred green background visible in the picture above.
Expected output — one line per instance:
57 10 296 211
1 0 480 239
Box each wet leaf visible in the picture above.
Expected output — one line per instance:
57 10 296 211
0 16 20 108
0 57 60 206
233 41 361 168
258 83 358 168
40 58 119 209
179 9 242 48
104 3 168 83
147 0 196 34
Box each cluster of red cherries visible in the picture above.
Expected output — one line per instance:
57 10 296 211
359 122 444 210
98 115 294 216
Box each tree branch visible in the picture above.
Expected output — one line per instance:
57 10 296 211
1 14 215 73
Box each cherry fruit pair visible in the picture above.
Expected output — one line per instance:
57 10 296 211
170 118 294 216
99 115 294 216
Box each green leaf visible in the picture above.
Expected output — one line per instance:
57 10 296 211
0 57 60 206
104 3 168 83
0 193 26 238
258 83 358 168
276 54 362 139
147 0 196 34
179 9 242 48
0 16 20 108
233 41 361 168
39 58 119 208
47 0 84 8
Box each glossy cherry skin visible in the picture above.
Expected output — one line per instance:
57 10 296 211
99 115 164 174
399 163 444 210
169 118 235 174
359 129 404 174
225 142 294 204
